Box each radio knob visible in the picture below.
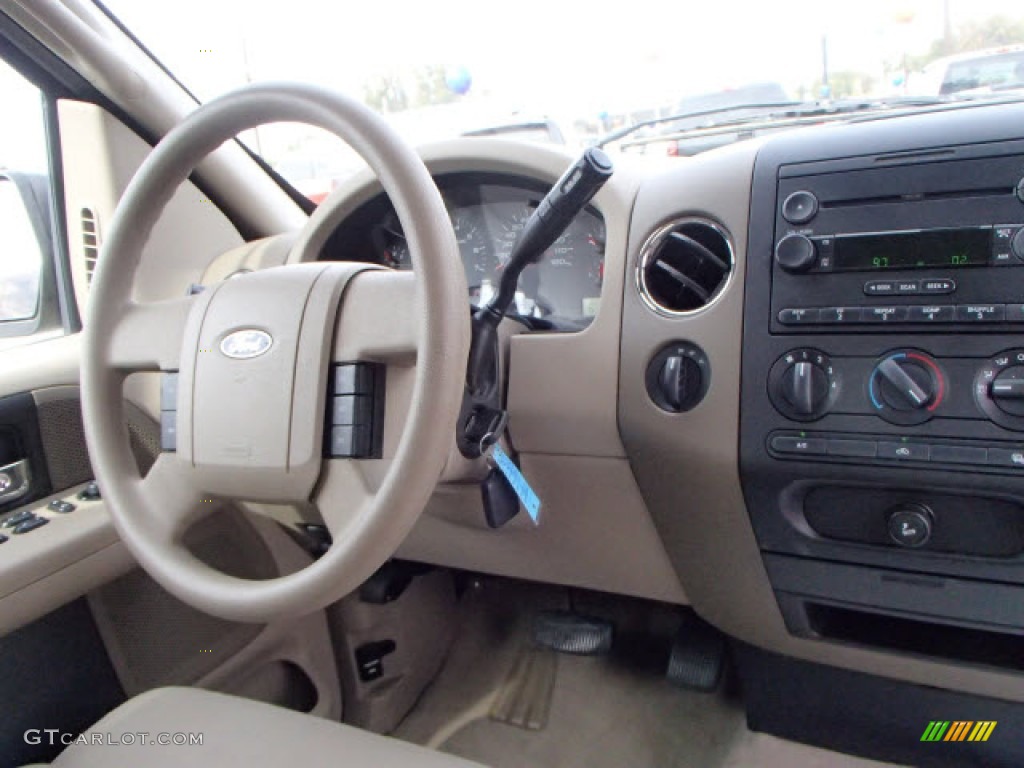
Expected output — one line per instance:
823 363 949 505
775 234 817 273
1012 229 1024 261
781 190 819 224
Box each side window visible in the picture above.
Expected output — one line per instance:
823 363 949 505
0 56 62 345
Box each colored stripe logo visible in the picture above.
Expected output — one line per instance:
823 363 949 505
921 721 996 742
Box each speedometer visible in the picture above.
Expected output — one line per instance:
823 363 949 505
451 210 494 305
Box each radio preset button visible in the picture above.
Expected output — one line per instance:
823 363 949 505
864 280 896 296
1006 304 1024 323
782 191 819 224
895 280 920 295
908 305 954 323
863 306 908 323
956 304 1005 322
819 307 861 323
921 278 955 294
778 308 820 324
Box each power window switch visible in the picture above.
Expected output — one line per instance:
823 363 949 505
13 516 49 534
47 500 76 514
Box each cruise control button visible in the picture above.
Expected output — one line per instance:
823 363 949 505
160 412 177 452
778 308 819 324
929 445 988 465
921 278 955 295
956 304 1005 322
987 447 1024 469
329 425 372 458
863 306 908 323
770 435 827 455
877 442 929 461
333 364 374 395
895 280 920 295
826 439 877 458
160 372 179 411
331 395 372 426
908 305 954 323
47 500 75 514
864 281 896 296
819 307 861 324
13 516 49 534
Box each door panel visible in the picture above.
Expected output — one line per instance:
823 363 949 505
0 391 53 514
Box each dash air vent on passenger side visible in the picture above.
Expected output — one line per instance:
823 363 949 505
81 207 100 284
638 219 733 315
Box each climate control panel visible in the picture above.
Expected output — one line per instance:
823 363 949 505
766 348 1024 456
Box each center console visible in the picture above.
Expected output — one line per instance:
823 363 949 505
741 112 1024 669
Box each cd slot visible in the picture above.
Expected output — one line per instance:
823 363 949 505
821 186 1013 210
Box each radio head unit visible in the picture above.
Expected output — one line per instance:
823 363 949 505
770 152 1024 333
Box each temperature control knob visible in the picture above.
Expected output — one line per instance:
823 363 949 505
975 351 1024 430
869 351 943 425
769 349 836 421
774 234 817 273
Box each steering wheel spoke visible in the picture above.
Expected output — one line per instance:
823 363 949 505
312 459 375 539
136 453 211 542
106 297 195 372
333 270 419 363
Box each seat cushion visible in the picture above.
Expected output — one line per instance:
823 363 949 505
51 686 484 767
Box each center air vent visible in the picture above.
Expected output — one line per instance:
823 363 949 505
637 219 733 315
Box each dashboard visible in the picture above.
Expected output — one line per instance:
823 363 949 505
272 105 1024 714
318 173 606 330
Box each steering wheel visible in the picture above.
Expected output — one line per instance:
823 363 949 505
81 83 469 622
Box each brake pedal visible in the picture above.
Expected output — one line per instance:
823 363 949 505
666 611 725 692
533 610 614 656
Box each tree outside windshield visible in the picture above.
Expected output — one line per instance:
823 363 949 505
99 0 1024 199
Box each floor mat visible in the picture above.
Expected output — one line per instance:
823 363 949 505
395 578 903 768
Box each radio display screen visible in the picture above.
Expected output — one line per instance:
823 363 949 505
833 228 991 271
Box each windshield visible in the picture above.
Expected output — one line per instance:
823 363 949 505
100 0 1024 198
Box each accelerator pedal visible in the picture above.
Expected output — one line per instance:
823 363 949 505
532 610 614 656
666 610 725 692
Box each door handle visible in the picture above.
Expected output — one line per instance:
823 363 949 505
0 459 31 504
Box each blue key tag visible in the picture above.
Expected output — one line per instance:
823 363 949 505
489 444 541 524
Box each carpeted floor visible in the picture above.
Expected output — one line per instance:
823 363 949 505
394 578 902 768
